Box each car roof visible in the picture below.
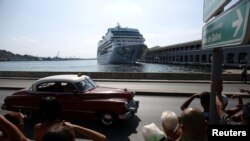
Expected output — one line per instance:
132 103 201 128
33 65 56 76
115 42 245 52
34 74 89 84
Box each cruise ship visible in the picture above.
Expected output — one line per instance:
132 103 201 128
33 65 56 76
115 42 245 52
97 24 147 64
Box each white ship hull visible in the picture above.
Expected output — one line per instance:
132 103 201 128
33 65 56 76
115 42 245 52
97 44 147 64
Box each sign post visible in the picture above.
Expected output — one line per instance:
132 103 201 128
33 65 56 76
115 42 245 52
209 48 223 124
202 0 250 49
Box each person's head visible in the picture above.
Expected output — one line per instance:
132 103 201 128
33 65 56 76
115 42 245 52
42 124 75 141
180 107 207 141
242 102 250 124
39 96 62 122
161 111 180 140
4 112 25 131
200 92 210 111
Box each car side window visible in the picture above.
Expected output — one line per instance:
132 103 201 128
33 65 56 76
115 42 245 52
76 79 95 92
37 82 57 92
84 80 93 91
53 82 64 92
37 82 77 94
61 82 77 93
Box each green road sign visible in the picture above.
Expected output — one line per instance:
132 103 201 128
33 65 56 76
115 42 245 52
203 0 230 22
202 0 250 49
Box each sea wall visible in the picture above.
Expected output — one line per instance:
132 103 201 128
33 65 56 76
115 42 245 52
0 71 246 81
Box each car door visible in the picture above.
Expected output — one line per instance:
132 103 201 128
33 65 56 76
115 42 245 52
52 82 93 119
14 82 57 118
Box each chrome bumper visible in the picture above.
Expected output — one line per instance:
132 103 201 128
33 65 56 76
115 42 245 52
119 100 139 120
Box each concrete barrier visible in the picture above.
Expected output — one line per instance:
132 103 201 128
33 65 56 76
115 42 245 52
0 71 247 81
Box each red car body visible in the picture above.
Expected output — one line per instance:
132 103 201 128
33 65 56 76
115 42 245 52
1 74 139 125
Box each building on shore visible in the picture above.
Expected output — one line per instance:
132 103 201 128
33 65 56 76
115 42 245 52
141 40 250 68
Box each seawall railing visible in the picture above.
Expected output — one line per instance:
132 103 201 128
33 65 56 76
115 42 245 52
0 71 246 81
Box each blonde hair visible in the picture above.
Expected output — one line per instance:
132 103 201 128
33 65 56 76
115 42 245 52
161 111 179 132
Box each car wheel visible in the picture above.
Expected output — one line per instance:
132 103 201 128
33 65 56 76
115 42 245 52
20 109 34 119
100 112 116 126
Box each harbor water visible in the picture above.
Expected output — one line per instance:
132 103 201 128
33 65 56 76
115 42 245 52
0 59 211 73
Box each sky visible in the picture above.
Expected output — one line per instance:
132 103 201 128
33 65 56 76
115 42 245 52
0 0 238 58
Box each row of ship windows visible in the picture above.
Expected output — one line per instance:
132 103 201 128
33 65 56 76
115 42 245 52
112 32 139 34
99 40 141 52
98 45 112 52
99 42 112 49
113 33 140 36
111 36 142 39
100 37 142 45
99 40 141 49
115 40 142 42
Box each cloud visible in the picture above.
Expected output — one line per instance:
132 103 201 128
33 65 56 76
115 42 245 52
12 36 38 43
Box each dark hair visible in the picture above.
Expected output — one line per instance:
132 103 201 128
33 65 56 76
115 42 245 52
39 96 62 122
42 125 74 141
4 113 23 127
200 92 210 111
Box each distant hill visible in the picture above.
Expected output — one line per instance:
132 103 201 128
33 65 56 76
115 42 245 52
0 49 95 61
0 49 41 61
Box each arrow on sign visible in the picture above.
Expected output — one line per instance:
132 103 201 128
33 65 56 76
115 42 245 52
232 9 243 37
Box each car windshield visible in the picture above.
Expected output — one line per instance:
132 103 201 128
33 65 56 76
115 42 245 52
76 78 98 92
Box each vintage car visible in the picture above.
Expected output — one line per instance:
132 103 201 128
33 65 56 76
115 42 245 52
1 74 139 126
